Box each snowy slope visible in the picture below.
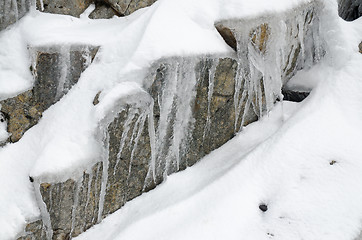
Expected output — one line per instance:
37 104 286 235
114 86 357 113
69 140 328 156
75 5 362 240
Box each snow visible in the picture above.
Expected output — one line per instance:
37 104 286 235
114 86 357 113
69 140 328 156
0 0 361 239
76 28 362 240
72 100 300 240
74 3 362 240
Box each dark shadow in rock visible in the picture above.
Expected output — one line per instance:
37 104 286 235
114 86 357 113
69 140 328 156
338 0 362 21
282 89 310 102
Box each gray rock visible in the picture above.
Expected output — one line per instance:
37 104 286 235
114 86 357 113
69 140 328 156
0 0 32 31
359 42 362 53
338 0 362 21
36 0 93 17
36 162 103 239
102 0 157 16
17 219 46 240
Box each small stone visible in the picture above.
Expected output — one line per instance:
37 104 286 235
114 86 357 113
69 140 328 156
259 204 268 212
93 91 101 105
330 160 337 165
215 24 237 51
29 176 34 182
359 42 362 54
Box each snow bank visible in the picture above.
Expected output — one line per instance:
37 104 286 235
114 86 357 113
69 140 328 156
75 4 362 240
0 0 348 239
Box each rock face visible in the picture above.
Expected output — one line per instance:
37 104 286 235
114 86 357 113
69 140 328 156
4 0 328 239
36 0 157 18
36 0 93 17
0 45 98 143
16 2 327 239
0 0 32 31
338 0 362 21
102 0 157 16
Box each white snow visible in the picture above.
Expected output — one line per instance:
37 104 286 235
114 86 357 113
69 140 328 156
0 0 361 239
74 2 362 240
76 19 362 240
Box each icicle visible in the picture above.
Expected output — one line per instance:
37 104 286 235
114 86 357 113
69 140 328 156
33 181 53 240
70 179 82 237
97 127 109 223
126 113 147 183
82 46 93 69
84 170 93 215
154 60 178 177
297 13 306 61
203 58 218 140
39 0 44 11
11 0 19 21
145 101 156 185
55 46 71 101
113 109 136 175
91 163 102 224
171 58 197 171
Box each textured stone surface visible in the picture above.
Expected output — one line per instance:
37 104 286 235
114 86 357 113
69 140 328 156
0 46 98 143
17 220 46 240
89 2 119 19
38 162 103 239
102 107 151 216
36 0 93 17
29 2 325 239
338 0 362 21
250 23 270 53
0 0 32 31
102 0 157 16
35 0 157 18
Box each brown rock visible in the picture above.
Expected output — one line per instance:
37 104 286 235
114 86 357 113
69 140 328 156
36 0 93 17
215 24 237 51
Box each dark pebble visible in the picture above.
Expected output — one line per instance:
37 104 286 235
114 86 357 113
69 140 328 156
259 204 268 212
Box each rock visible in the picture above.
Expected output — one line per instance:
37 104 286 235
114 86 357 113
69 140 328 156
0 45 98 143
102 0 157 16
17 220 46 240
38 162 103 239
36 0 93 17
215 24 237 51
250 23 270 53
93 91 102 105
89 2 119 19
330 160 337 165
282 89 310 102
27 2 325 239
259 204 268 212
338 0 362 21
102 106 152 216
0 0 32 31
359 42 362 53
